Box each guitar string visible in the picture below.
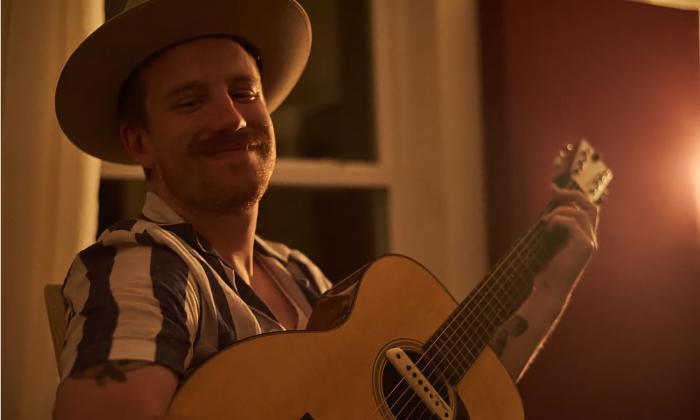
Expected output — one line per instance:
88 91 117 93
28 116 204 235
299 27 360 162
406 211 551 419
405 236 544 420
373 205 555 420
403 388 437 420
405 247 536 419
385 191 569 419
386 225 544 420
382 223 540 420
387 218 550 419
386 184 569 420
397 263 534 420
391 225 545 420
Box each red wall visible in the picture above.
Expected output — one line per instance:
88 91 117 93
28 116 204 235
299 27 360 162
480 0 700 418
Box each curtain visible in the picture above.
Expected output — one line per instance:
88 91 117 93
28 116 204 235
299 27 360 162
1 1 103 418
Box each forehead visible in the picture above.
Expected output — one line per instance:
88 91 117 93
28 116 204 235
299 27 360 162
142 37 261 95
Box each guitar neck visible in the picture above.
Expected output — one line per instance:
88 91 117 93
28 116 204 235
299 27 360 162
424 200 566 385
418 139 611 386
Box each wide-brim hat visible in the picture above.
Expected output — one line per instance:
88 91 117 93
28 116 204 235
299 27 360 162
55 0 311 164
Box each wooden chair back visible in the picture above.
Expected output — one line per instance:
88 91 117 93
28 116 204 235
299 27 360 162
44 284 66 368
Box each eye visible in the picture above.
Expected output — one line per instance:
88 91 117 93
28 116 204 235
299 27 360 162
174 96 204 111
231 90 260 103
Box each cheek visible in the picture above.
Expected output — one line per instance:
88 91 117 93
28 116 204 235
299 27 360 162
149 117 200 157
147 135 187 168
264 118 275 142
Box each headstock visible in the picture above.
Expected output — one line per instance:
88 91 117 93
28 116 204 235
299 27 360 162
553 139 613 203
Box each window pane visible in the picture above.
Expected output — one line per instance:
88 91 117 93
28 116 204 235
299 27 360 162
272 0 376 161
97 179 147 235
258 186 388 282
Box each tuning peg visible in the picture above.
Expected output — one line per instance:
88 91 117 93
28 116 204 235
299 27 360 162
553 155 563 169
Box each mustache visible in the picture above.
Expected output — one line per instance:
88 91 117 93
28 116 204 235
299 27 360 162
188 130 271 156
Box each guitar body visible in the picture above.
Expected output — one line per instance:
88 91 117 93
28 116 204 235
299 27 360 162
169 255 523 420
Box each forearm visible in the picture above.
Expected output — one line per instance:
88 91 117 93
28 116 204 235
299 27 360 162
487 173 600 382
490 259 585 382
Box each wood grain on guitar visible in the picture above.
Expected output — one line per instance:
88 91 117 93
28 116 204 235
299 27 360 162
168 141 612 419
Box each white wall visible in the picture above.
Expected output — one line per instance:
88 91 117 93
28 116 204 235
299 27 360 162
374 0 489 298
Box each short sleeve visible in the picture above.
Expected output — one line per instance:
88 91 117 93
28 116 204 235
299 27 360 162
59 240 199 380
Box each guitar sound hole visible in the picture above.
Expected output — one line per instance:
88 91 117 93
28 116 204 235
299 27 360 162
380 349 454 419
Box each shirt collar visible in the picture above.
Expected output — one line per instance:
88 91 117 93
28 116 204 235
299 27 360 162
141 191 186 224
141 191 215 254
253 235 288 262
140 191 280 261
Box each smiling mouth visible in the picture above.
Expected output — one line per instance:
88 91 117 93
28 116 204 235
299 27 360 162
205 142 261 156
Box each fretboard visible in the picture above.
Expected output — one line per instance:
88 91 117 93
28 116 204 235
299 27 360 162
423 202 565 385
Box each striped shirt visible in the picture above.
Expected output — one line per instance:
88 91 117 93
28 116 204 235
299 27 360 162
59 192 332 380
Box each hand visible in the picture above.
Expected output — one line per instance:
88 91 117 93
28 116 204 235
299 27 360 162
538 185 600 293
496 182 602 381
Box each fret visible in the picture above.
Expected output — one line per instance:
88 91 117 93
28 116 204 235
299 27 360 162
485 289 511 318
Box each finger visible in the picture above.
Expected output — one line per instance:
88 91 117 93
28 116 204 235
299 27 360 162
551 185 597 215
543 213 598 252
543 205 597 245
551 185 600 230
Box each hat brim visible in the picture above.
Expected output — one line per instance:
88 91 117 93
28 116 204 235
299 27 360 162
55 0 311 164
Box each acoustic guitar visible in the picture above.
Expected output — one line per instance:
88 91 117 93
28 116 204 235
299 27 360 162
168 140 613 419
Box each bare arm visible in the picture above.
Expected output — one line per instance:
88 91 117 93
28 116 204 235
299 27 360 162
53 361 179 420
491 186 600 382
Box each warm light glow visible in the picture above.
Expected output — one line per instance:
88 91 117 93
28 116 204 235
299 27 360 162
696 150 700 243
630 0 700 11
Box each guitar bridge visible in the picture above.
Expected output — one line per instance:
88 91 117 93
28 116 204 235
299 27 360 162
385 348 453 419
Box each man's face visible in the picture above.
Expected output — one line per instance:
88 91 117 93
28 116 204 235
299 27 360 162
134 37 275 214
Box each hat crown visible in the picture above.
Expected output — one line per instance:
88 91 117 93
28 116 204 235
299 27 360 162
56 0 312 164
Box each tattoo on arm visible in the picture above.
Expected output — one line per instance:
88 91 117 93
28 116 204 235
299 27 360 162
490 315 529 356
71 360 154 386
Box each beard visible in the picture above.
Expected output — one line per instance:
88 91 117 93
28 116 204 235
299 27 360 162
157 128 276 215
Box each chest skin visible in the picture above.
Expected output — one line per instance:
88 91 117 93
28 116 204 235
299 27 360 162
250 259 298 330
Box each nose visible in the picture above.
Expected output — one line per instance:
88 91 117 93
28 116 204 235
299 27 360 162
212 93 247 132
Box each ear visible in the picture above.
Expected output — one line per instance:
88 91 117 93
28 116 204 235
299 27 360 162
119 122 155 170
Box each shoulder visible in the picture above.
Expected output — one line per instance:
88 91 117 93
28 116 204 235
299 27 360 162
71 219 184 276
64 219 194 312
60 219 199 380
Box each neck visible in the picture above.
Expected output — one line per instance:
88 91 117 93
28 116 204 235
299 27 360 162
152 186 259 278
187 205 259 274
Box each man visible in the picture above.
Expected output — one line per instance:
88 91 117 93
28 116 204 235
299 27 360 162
52 0 599 419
